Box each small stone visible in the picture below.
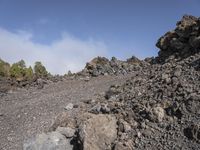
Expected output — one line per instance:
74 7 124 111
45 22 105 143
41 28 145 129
141 122 146 129
100 103 110 113
138 92 142 96
174 70 182 77
152 106 165 122
65 103 74 111
161 73 171 83
137 131 142 138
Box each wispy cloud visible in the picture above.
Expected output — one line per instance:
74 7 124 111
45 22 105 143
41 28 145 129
0 28 108 74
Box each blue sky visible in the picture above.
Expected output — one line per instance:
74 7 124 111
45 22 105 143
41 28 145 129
0 0 199 74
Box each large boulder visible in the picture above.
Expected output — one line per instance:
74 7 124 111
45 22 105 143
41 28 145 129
79 114 117 150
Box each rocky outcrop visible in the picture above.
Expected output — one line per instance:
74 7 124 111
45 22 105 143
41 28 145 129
156 15 200 63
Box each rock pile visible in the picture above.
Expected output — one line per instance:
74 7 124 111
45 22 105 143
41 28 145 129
24 15 200 150
79 56 148 77
90 53 200 149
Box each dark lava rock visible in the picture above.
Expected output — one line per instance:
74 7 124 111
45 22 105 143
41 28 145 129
79 56 147 77
156 15 200 63
184 123 200 142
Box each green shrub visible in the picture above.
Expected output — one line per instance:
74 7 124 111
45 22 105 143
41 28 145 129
34 61 48 78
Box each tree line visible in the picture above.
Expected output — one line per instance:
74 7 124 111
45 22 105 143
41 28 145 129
0 59 49 81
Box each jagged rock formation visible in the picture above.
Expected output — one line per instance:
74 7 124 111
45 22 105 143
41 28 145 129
156 15 200 63
23 15 200 150
79 56 148 77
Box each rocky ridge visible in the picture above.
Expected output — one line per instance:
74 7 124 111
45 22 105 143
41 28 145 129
78 55 148 77
22 15 200 150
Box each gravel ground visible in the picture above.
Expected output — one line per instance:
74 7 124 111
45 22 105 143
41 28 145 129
0 75 132 150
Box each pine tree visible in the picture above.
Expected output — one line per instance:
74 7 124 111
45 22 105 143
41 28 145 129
34 61 48 78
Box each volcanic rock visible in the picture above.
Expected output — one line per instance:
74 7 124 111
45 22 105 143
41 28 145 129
80 56 146 77
156 15 200 63
78 114 117 150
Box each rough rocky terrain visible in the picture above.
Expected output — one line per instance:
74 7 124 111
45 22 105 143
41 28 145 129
0 75 133 150
0 15 200 150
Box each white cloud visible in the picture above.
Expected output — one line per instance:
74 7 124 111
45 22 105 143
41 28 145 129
0 28 108 75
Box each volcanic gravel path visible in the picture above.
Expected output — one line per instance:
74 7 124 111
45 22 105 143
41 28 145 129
0 75 132 150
